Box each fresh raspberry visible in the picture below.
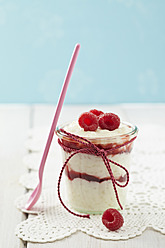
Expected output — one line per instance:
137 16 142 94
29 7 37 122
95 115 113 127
78 112 99 131
102 208 124 231
99 113 120 131
89 109 104 117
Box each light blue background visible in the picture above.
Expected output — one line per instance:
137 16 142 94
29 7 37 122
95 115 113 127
0 0 165 104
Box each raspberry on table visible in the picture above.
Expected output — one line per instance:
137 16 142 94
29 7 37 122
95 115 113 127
99 113 120 131
78 112 99 131
89 109 104 117
102 208 124 231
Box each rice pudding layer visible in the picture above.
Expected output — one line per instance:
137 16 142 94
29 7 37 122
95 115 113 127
59 121 136 214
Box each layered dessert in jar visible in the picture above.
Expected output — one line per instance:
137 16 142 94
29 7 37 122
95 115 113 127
56 109 138 214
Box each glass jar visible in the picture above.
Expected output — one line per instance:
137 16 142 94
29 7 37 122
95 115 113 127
56 122 138 214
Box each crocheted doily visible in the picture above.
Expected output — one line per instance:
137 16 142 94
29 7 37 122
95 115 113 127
15 124 165 242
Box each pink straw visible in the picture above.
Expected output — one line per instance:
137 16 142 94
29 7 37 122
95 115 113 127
25 44 80 210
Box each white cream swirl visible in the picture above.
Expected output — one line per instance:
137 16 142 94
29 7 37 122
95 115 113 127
64 121 132 138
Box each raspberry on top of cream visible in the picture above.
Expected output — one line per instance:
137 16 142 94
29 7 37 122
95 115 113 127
64 121 132 138
78 110 121 132
63 108 132 138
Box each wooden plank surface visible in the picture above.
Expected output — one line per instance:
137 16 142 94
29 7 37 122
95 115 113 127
0 105 30 248
1 104 165 248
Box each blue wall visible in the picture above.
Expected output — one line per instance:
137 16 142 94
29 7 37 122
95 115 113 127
0 0 165 104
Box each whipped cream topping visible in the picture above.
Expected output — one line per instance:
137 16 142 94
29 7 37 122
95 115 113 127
64 121 132 138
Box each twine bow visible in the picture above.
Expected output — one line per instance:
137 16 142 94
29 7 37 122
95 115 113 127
57 129 136 219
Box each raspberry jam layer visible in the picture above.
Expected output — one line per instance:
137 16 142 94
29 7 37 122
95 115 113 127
65 164 127 183
61 138 133 155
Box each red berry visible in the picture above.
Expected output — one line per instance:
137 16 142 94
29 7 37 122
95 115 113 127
89 109 104 117
99 113 120 131
78 112 99 131
102 208 124 231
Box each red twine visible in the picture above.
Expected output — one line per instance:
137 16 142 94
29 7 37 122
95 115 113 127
57 129 136 219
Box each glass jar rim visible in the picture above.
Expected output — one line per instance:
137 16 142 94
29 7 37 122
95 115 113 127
55 121 138 142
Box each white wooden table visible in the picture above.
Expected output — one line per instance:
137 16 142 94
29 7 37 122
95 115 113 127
1 103 165 248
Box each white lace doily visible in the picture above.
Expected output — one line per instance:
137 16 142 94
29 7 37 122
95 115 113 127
15 124 165 242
